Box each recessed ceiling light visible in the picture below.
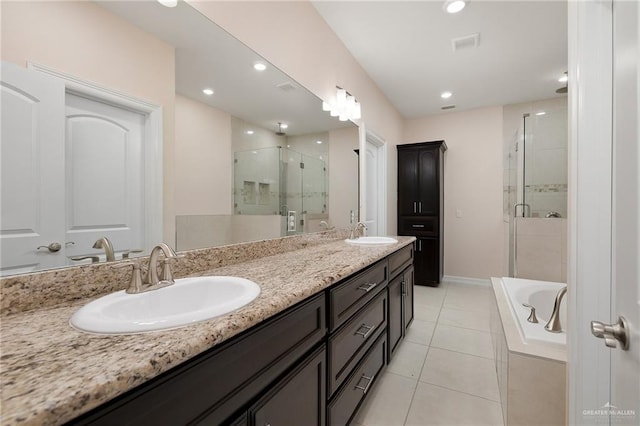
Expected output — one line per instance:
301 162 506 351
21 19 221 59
444 0 467 14
558 74 568 83
441 91 453 99
536 111 546 116
280 123 289 129
253 62 267 71
316 140 323 144
246 130 254 135
157 0 178 8
202 88 214 96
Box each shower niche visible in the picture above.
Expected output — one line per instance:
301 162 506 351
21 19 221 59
234 146 327 236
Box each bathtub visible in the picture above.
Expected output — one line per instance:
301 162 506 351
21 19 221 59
490 277 567 425
500 277 567 347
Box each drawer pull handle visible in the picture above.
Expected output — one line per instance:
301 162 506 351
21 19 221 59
357 282 378 292
355 373 376 394
412 224 425 228
355 324 375 339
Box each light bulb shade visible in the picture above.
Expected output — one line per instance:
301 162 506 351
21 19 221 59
330 108 339 117
336 89 347 109
322 101 331 112
338 113 349 121
352 102 362 120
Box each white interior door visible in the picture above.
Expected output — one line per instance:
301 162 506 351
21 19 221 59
609 0 639 419
0 62 66 275
360 128 387 236
65 93 146 260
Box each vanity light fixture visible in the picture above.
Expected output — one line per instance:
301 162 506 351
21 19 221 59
444 0 467 14
157 0 178 7
202 88 214 96
253 62 267 71
441 91 453 99
322 86 361 121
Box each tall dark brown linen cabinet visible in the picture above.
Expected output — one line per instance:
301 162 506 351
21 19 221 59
397 141 447 286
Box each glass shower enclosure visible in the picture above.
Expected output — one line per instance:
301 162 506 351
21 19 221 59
506 107 568 277
233 146 327 236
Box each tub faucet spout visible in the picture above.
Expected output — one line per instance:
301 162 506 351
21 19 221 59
545 286 567 333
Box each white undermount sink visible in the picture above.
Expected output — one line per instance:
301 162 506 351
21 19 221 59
70 276 261 335
345 236 398 245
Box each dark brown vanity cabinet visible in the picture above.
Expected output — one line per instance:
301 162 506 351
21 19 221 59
397 141 447 286
387 245 415 361
327 259 388 425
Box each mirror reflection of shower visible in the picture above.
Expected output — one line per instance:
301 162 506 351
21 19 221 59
233 146 327 237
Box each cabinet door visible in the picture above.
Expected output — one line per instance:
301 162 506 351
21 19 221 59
397 149 419 216
387 274 404 361
417 149 439 215
402 266 415 331
250 346 326 426
414 238 440 286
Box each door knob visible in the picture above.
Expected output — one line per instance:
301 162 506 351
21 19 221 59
36 242 62 253
591 316 629 350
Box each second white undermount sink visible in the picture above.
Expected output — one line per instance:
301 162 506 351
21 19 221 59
70 276 261 335
345 236 398 245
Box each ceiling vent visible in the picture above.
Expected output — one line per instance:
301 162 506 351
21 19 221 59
451 33 480 52
275 81 298 92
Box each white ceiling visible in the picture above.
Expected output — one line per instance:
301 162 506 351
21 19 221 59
312 0 568 118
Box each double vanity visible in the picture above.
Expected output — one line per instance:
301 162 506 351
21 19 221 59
0 232 415 425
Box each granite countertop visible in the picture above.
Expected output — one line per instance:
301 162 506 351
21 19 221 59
0 236 414 425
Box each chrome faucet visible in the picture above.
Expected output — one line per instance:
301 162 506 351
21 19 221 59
350 222 367 239
545 286 567 333
93 237 115 262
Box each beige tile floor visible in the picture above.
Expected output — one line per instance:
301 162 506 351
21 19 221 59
354 281 504 426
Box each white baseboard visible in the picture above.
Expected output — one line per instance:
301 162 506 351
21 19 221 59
442 275 491 287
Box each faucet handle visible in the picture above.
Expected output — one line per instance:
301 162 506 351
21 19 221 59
112 260 144 294
522 303 539 323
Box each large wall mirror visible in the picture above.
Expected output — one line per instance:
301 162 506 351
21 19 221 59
0 0 359 276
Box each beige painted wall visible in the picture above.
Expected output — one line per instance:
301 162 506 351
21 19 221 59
404 107 505 279
1 0 176 242
174 94 232 216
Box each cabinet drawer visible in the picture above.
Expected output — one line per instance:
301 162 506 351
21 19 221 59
73 293 326 426
250 346 326 426
328 333 387 426
330 260 387 332
399 216 438 237
328 290 387 395
388 244 413 279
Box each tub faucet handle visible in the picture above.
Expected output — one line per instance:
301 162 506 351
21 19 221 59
522 303 539 323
